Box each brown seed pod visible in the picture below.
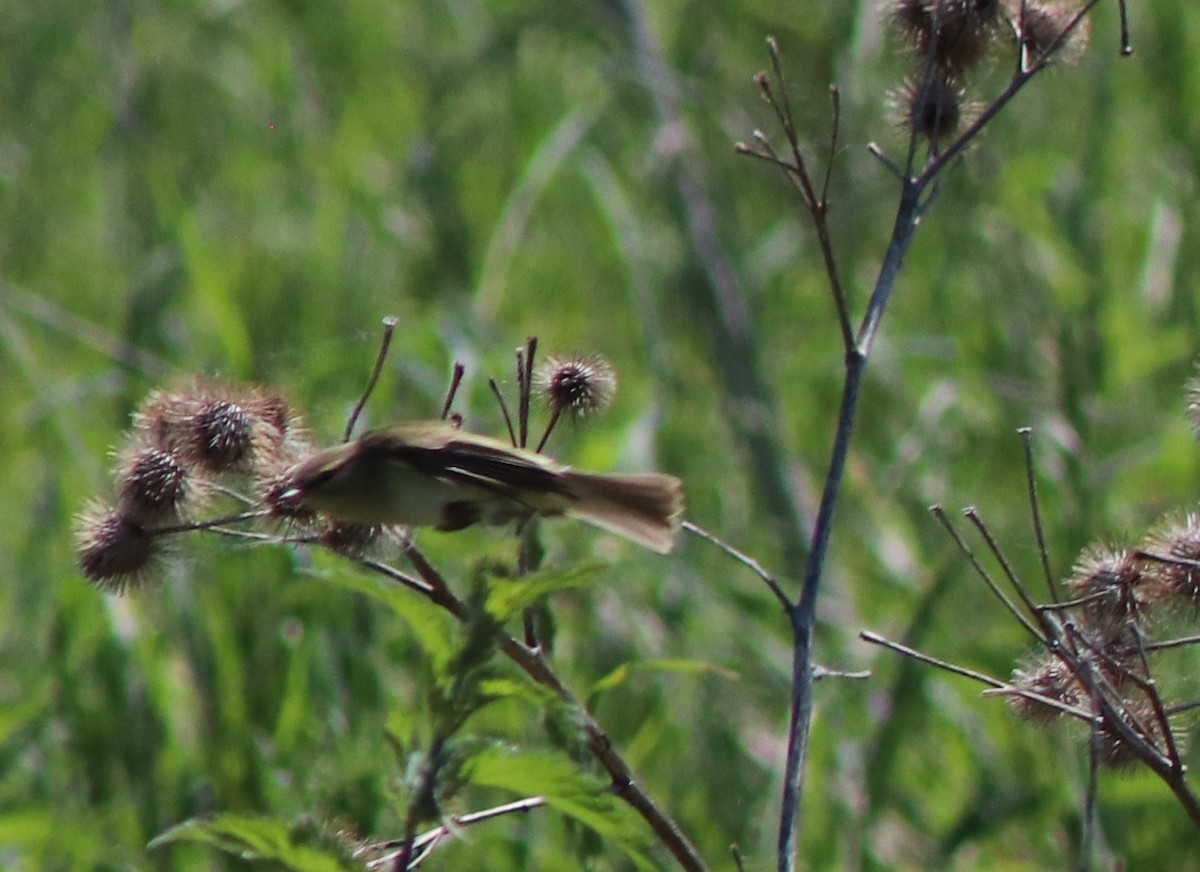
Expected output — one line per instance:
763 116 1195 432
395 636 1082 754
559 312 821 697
132 381 305 476
1136 513 1200 608
1015 1 1091 67
892 72 971 144
1065 546 1153 634
1009 655 1083 724
115 446 198 525
75 503 160 593
890 0 1002 74
536 355 618 419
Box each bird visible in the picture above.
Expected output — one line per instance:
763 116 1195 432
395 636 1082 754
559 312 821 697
280 421 685 553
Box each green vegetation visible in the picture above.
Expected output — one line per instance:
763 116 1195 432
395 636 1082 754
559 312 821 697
3 1 1200 869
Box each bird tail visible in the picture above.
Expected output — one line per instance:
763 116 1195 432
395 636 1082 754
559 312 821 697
561 471 685 554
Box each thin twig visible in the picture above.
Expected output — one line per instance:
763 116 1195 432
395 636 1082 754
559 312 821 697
440 363 465 420
683 521 790 611
930 506 1044 642
344 316 399 442
517 337 537 449
534 407 561 454
148 510 273 537
860 630 1007 689
489 377 518 447
963 508 1058 641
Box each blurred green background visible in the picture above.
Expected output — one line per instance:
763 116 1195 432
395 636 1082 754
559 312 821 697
3 0 1200 869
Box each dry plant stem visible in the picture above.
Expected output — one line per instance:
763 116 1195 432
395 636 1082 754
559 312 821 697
963 508 1059 640
359 550 708 872
1081 728 1101 872
1067 634 1200 826
516 337 537 449
1145 634 1200 653
859 630 1007 690
488 377 518 446
440 363 466 420
1019 428 1060 602
931 505 1043 641
149 510 273 536
534 406 561 454
682 521 790 610
344 315 399 442
771 8 1114 860
758 37 852 347
394 733 448 871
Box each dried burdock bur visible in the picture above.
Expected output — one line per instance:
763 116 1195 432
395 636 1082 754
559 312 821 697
1093 699 1171 771
115 445 200 525
1137 513 1200 608
133 381 306 476
1014 1 1091 66
891 72 973 144
890 0 1003 74
536 354 618 419
1009 655 1084 724
75 503 161 593
257 467 321 539
1065 546 1154 633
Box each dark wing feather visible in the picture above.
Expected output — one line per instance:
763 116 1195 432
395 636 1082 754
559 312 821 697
360 423 571 504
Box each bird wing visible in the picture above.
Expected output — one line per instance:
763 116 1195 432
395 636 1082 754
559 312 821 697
361 423 571 506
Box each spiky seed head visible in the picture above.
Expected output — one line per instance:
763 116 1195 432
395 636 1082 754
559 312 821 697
890 0 1001 73
132 381 305 476
76 504 159 593
1094 700 1164 770
893 73 968 144
195 400 253 470
890 0 929 40
1009 656 1081 724
116 446 195 524
1065 547 1152 633
1137 513 1200 607
1017 1 1091 67
536 355 617 418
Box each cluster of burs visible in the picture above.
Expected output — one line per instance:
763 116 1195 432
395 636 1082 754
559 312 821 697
889 0 1090 144
75 382 317 592
1004 381 1200 769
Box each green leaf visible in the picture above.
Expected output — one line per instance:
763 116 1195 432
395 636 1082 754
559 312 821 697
149 815 358 872
465 748 660 871
484 561 606 622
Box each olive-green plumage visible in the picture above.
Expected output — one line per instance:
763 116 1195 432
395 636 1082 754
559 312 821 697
284 422 685 553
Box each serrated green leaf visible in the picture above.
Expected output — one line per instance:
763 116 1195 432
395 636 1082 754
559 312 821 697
484 561 606 622
464 748 660 871
149 815 358 872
